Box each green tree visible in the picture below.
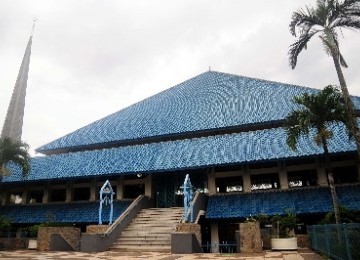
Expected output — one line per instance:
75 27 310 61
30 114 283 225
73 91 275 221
285 85 346 224
0 215 11 232
0 137 31 177
289 0 360 160
320 206 360 223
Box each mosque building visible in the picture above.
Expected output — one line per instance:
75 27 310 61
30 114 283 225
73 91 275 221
1 30 360 252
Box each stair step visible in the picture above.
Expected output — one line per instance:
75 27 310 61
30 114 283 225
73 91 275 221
127 222 177 227
119 232 171 236
123 229 175 233
111 207 184 252
135 214 182 217
110 245 171 252
133 220 180 223
112 239 170 245
117 236 170 241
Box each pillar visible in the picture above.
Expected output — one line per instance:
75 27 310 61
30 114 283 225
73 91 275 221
208 168 216 195
42 184 49 203
66 182 73 203
145 175 152 197
243 166 251 192
279 165 289 190
210 222 219 253
116 177 123 200
21 186 28 204
355 155 360 182
316 158 328 186
90 178 96 201
0 192 6 206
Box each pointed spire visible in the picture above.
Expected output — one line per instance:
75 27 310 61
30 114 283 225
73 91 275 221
1 21 35 141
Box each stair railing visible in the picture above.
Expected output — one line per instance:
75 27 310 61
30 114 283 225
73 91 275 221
104 195 144 235
80 195 152 252
190 192 207 224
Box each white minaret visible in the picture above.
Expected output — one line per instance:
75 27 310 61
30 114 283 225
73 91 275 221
1 21 36 141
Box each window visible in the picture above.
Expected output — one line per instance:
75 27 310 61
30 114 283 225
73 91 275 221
287 169 317 188
9 192 23 204
28 190 43 203
333 166 358 184
124 184 144 199
251 173 279 191
50 189 66 202
216 176 243 193
73 187 90 201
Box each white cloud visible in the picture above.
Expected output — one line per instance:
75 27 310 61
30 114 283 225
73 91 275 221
0 0 359 155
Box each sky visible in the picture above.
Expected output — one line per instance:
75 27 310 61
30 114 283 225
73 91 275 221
1 0 360 156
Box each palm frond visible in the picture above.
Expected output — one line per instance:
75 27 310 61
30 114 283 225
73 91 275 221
0 137 31 176
0 164 10 177
330 0 360 32
290 6 324 36
315 0 331 24
289 0 360 70
330 17 360 29
337 0 360 17
289 30 319 69
285 109 311 150
284 85 346 152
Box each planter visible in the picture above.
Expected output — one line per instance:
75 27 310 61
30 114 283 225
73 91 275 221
28 239 38 250
271 237 297 250
239 222 262 253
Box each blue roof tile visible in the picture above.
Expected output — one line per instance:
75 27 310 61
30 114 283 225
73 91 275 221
36 71 360 153
205 185 360 219
336 185 360 211
0 200 132 224
2 122 356 183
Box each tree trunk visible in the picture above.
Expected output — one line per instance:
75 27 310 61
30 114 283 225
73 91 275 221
330 48 360 163
322 137 341 224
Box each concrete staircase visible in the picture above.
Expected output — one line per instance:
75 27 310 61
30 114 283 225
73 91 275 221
110 207 183 252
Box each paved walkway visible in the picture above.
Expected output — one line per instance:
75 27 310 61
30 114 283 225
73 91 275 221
0 249 323 260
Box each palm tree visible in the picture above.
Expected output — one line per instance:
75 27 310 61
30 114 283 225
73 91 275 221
285 85 346 224
0 137 31 178
289 0 360 160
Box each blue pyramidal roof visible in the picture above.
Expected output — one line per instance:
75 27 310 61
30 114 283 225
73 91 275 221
2 122 356 183
3 71 360 183
38 71 360 154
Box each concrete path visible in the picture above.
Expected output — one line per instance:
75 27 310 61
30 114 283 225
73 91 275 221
0 249 323 260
